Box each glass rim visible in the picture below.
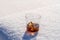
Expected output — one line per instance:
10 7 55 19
25 13 41 19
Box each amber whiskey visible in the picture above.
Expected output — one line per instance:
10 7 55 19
26 22 39 36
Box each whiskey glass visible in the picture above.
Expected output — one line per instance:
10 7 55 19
25 13 41 36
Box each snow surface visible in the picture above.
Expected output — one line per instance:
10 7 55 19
0 0 60 40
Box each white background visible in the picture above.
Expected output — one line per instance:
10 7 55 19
0 0 60 40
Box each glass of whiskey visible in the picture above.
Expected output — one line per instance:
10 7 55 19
25 13 41 36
